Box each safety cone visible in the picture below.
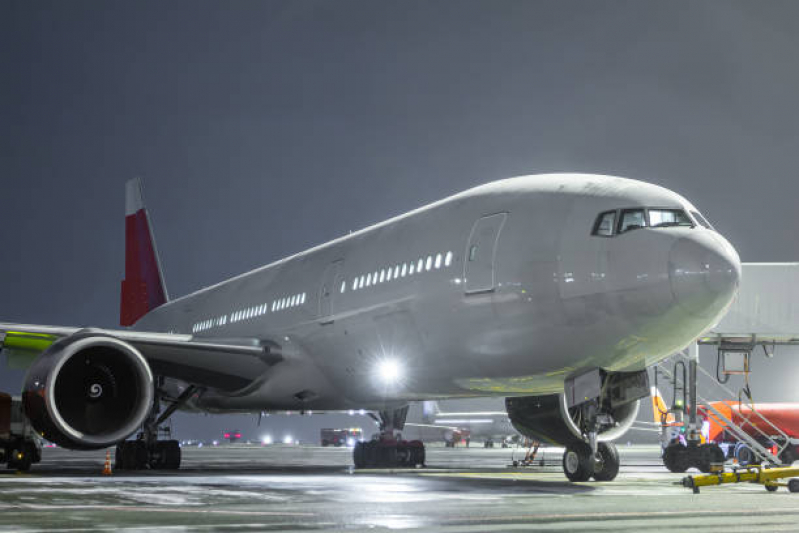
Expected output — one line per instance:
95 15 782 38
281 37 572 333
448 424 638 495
102 450 113 475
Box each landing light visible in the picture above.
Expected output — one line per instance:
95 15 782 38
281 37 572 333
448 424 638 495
262 435 273 445
283 435 293 445
376 359 403 385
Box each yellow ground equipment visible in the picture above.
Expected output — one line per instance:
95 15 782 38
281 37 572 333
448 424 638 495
681 465 799 494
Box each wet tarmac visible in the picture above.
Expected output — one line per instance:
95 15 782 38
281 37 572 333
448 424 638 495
2 444 799 531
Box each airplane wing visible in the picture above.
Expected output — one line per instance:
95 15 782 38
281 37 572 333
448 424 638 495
0 322 282 393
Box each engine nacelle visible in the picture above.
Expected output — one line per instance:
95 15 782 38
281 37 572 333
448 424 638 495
23 332 154 450
506 393 640 447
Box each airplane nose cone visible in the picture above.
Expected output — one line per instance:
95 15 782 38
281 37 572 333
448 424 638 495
669 232 741 318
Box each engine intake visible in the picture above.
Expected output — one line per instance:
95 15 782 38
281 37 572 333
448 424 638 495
506 393 640 447
23 333 153 449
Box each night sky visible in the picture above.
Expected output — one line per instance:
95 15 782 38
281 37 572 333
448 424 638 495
2 1 799 442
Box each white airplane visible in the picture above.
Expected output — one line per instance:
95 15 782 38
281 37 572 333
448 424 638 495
0 173 740 481
408 399 518 447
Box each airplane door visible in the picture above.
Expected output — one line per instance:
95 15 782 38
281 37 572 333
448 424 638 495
319 259 343 321
464 213 507 294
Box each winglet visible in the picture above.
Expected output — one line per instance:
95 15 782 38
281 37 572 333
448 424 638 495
120 178 168 326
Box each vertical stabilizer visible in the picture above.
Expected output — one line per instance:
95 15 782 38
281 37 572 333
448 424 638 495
422 401 440 424
120 178 168 326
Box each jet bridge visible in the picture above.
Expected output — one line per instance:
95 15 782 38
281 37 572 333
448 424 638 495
658 263 799 471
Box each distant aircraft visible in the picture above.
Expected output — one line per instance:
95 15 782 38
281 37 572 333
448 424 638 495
0 173 740 481
406 400 518 447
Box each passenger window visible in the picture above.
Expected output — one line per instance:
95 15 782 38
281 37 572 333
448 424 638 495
592 211 616 237
340 281 346 293
366 273 372 287
691 211 714 230
618 209 647 233
417 259 424 272
401 263 407 277
445 251 453 267
649 209 692 228
394 265 400 278
434 253 442 269
359 275 365 287
425 256 432 271
469 245 477 261
409 263 415 275
379 269 385 283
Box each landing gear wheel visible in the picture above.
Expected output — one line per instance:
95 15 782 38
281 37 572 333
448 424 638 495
150 440 181 470
765 484 779 492
698 443 725 473
353 441 367 469
662 443 688 473
592 442 620 482
788 479 799 493
562 441 593 482
7 446 32 472
115 440 150 470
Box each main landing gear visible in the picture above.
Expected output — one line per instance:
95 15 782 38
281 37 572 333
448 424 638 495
353 406 426 469
115 381 198 471
562 441 620 482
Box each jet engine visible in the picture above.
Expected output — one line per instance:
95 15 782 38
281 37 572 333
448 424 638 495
506 369 647 447
22 332 154 449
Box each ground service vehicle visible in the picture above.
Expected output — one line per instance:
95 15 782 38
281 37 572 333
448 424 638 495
321 428 362 447
0 392 42 472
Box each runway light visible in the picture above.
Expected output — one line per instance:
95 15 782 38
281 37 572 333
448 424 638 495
376 359 403 385
262 435 273 445
283 435 293 444
347 438 355 447
348 410 355 416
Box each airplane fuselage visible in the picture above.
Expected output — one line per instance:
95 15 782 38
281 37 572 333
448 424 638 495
135 174 740 413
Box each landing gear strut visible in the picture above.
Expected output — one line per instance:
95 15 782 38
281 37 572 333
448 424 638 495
353 406 425 469
115 380 198 471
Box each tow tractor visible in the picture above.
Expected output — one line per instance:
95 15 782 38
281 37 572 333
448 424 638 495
1 391 42 472
682 465 799 494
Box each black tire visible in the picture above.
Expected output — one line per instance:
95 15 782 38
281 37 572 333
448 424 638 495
562 442 593 482
377 443 398 467
592 442 620 482
7 446 32 472
156 440 181 470
321 440 329 447
353 441 367 469
765 484 779 492
698 443 725 473
130 440 149 470
662 443 688 473
409 440 425 467
735 444 757 467
788 479 799 493
780 446 799 466
115 441 129 470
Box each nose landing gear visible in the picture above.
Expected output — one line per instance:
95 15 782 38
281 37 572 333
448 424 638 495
562 441 620 482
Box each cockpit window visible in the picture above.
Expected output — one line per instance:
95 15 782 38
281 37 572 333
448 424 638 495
691 211 714 230
618 209 647 233
649 209 693 228
592 211 617 237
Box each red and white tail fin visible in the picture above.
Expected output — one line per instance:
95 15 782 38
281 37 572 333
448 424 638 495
120 178 168 326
